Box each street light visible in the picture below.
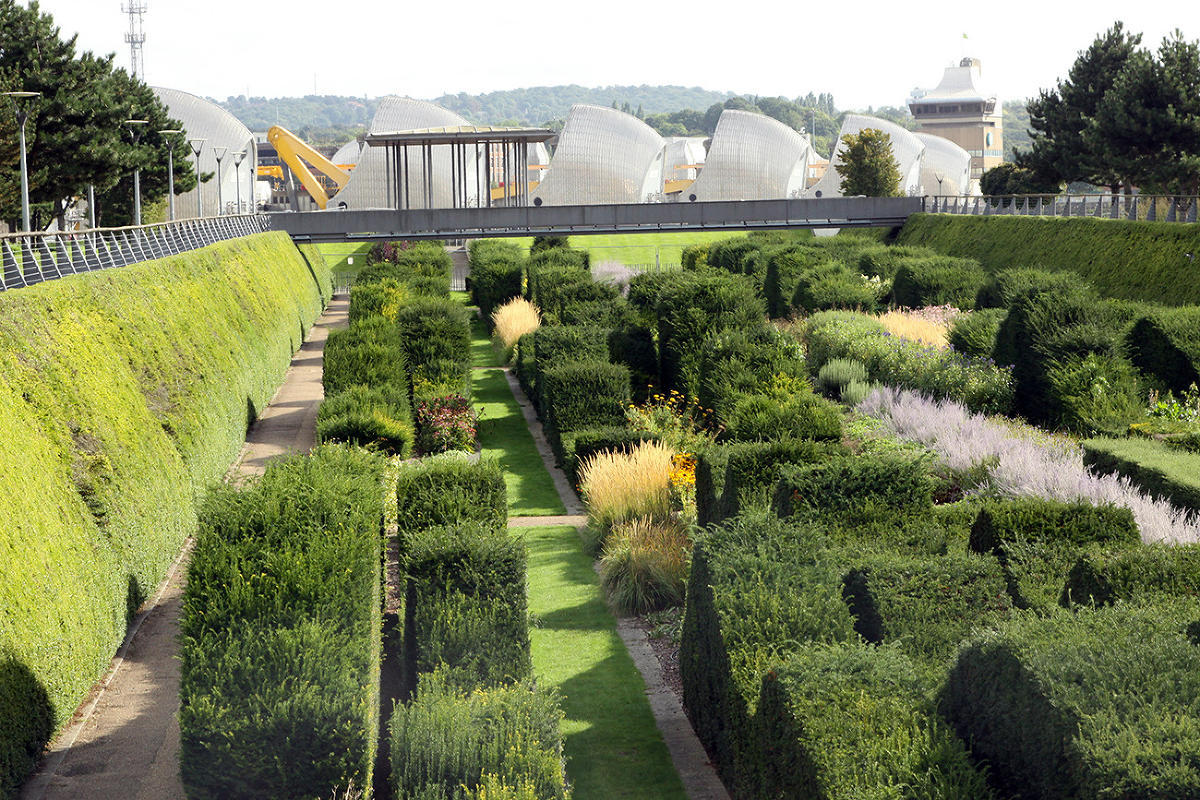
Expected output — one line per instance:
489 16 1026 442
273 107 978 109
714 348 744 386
124 119 149 225
157 128 183 220
188 138 206 217
232 150 247 214
212 146 227 215
3 91 41 232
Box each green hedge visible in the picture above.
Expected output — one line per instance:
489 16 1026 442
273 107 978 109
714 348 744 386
468 240 525 326
841 551 1013 675
896 213 1200 305
389 673 568 800
1125 307 1200 394
316 383 414 456
790 263 880 315
947 308 1006 358
1065 544 1200 606
531 325 610 410
772 454 933 521
889 256 986 309
856 244 934 279
974 267 1078 310
0 232 328 797
723 391 843 443
696 440 840 527
607 324 658 400
394 454 507 545
179 446 385 799
1084 436 1200 516
680 514 856 794
698 327 807 424
322 317 409 396
942 600 1200 799
394 298 472 373
402 523 530 694
540 361 630 463
757 643 995 799
969 499 1140 610
763 247 831 318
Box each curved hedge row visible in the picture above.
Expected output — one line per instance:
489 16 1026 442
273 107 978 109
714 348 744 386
0 232 330 797
895 214 1200 306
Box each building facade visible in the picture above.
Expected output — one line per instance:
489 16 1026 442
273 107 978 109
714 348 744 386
908 58 1003 186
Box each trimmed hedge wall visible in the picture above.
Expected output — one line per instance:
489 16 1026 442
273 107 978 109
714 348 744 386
680 514 856 794
969 499 1140 610
757 643 995 799
896 213 1200 306
942 600 1200 799
322 317 409 397
467 239 525 326
1084 436 1200 516
889 256 986 309
1065 544 1200 606
401 523 530 694
316 383 414 456
541 360 631 463
696 440 841 527
772 454 933 521
0 232 329 798
179 446 386 799
1125 307 1200 394
394 454 507 545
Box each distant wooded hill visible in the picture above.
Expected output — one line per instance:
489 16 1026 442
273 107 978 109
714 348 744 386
431 84 737 125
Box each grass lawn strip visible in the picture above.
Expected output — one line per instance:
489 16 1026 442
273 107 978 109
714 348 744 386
524 525 688 799
473 367 565 516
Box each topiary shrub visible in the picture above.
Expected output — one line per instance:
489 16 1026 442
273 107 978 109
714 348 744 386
322 318 408 397
941 599 1200 800
969 498 1140 610
607 324 658 400
1045 353 1144 434
974 267 1078 310
947 308 1006 358
772 454 933 521
394 298 471 372
791 263 881 314
701 439 842 526
890 256 986 309
317 384 413 456
541 361 631 462
723 391 843 443
757 642 996 799
394 454 507 545
763 247 832 318
1064 544 1200 606
531 325 610 409
402 522 530 694
1125 308 1200 394
681 242 710 270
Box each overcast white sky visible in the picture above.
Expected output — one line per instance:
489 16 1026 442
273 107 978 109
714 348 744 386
27 1 1195 109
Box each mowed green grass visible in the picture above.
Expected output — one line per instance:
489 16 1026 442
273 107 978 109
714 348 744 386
495 231 745 268
524 525 688 799
316 242 371 277
467 308 564 516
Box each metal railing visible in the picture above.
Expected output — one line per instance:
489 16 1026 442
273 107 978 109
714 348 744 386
927 194 1200 223
0 214 271 291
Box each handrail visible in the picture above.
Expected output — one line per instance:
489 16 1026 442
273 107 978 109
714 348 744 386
0 213 272 291
926 194 1199 223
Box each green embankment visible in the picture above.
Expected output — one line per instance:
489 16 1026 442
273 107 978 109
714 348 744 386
0 232 330 798
497 232 746 268
525 526 688 799
895 214 1200 306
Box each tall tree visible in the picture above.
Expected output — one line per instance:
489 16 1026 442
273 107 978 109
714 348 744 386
835 128 901 197
1022 22 1142 190
0 0 191 228
1091 31 1200 195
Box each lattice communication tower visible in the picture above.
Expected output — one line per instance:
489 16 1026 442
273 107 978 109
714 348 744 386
123 2 147 80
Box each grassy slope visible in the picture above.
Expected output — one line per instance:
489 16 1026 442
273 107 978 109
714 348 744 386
525 525 688 799
496 232 746 268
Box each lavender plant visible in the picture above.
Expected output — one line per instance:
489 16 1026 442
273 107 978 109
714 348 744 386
857 387 1200 544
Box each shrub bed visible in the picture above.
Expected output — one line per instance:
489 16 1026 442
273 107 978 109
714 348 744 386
942 600 1200 799
0 233 329 796
697 440 841 526
896 213 1200 305
772 454 934 521
179 446 385 799
723 391 843 443
1125 307 1200 394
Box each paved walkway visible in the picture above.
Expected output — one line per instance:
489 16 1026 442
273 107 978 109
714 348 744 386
21 297 349 800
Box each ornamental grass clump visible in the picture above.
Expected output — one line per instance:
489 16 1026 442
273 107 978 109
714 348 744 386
876 308 956 349
491 297 541 363
600 516 691 614
579 440 675 550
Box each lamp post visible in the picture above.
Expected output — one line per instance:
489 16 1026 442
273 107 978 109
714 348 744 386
3 91 41 232
212 146 227 215
188 138 206 216
157 128 183 220
124 119 149 225
232 150 246 213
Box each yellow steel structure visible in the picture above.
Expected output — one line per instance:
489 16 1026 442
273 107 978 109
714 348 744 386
266 125 352 209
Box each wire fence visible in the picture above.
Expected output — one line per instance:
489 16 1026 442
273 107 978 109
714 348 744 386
0 214 270 290
929 194 1199 223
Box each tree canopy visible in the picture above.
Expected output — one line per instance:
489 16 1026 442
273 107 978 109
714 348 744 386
835 128 902 197
0 0 194 228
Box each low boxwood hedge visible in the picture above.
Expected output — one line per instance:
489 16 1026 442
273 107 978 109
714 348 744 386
389 673 568 800
757 643 995 799
969 498 1140 610
680 514 855 794
402 522 530 694
180 446 386 800
316 384 414 456
889 255 986 309
322 318 408 397
723 391 843 443
1064 544 1200 606
394 454 507 546
772 453 933 521
942 599 1200 799
541 360 631 463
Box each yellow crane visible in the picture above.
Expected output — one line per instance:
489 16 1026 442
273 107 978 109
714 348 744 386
266 126 353 209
